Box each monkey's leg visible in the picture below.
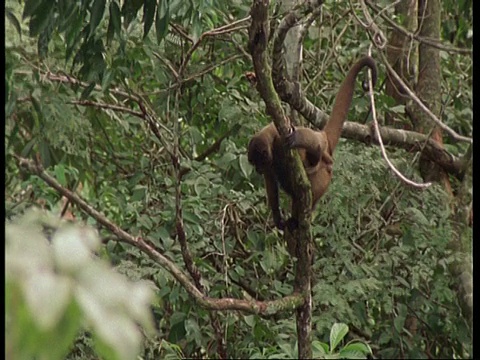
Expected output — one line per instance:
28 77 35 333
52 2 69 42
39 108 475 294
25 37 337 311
264 173 284 230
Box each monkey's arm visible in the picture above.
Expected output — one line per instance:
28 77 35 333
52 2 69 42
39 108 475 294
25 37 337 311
264 173 284 230
285 127 330 166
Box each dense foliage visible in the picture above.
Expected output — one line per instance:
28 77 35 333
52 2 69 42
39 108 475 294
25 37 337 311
5 0 472 358
6 210 155 360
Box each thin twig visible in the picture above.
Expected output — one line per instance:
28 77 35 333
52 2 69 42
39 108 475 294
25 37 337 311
379 51 471 143
366 0 472 55
354 0 387 49
69 100 144 118
179 16 251 75
154 54 243 94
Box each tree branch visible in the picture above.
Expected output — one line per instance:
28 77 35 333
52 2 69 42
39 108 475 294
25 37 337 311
14 155 306 315
249 2 314 358
356 122 468 178
68 100 144 118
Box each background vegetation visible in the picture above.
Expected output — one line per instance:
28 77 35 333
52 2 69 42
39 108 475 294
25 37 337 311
5 0 472 358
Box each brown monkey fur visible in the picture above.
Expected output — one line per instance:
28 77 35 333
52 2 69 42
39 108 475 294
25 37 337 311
248 56 377 230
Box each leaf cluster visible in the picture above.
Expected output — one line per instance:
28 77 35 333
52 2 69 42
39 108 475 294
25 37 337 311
6 210 155 360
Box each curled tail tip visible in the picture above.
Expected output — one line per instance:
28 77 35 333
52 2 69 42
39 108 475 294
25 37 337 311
357 55 376 66
357 56 377 88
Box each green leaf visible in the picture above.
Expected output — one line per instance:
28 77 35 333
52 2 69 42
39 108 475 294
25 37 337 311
312 340 329 355
330 323 349 353
143 0 157 38
132 186 147 202
31 92 42 114
23 272 73 330
239 154 252 178
23 0 44 19
157 227 173 248
54 165 67 186
244 315 255 327
90 0 106 37
341 342 372 355
57 0 78 32
217 152 236 168
6 8 22 39
65 12 83 60
406 207 430 226
38 141 52 168
393 314 406 333
80 82 96 100
351 302 369 328
121 0 144 28
389 105 405 114
138 215 153 230
170 311 186 326
338 349 368 359
21 139 36 158
38 21 53 58
28 1 55 37
107 1 121 43
395 275 410 288
339 342 372 359
168 319 186 343
101 69 114 91
155 0 170 44
185 318 202 344
182 211 201 224
43 300 82 360
194 176 210 196
191 16 203 42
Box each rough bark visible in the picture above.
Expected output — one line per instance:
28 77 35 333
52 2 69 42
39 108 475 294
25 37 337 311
385 0 417 127
410 0 451 189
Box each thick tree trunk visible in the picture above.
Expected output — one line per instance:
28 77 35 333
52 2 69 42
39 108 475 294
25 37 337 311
409 0 472 328
385 0 417 128
410 0 450 190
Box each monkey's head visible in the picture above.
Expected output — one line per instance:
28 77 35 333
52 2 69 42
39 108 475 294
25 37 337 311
248 137 272 174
